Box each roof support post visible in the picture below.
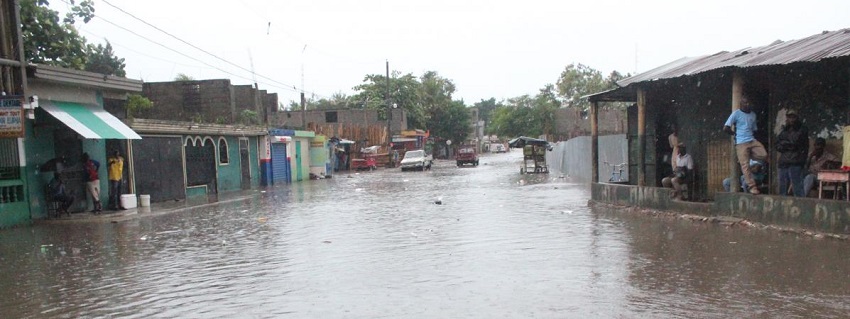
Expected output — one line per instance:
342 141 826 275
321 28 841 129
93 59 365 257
591 101 599 183
730 71 744 192
637 88 646 186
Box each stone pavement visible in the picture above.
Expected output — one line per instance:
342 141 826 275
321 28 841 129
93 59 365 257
38 189 262 224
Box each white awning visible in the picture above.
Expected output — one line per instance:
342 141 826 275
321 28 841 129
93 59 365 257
41 101 141 139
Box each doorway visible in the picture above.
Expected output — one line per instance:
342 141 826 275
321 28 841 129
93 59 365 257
239 138 251 190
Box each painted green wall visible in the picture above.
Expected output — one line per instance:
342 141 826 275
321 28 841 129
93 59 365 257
213 136 261 192
186 185 207 197
216 136 242 192
23 118 56 221
309 136 328 174
0 167 29 228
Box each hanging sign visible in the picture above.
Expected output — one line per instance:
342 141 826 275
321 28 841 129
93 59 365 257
0 96 24 138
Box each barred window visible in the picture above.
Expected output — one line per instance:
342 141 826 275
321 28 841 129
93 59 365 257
0 138 20 180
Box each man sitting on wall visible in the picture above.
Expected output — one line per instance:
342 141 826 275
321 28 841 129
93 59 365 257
662 143 693 200
803 138 841 197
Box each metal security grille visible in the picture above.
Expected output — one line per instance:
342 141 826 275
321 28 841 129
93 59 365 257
271 143 289 183
132 136 186 202
0 138 19 180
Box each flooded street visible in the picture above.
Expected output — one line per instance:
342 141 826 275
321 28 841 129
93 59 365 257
1 151 849 318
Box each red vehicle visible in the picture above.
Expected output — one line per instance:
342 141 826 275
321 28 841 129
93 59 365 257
456 146 479 166
351 154 377 171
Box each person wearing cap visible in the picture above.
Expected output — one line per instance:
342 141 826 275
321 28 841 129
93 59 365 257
776 109 808 196
662 143 693 200
723 95 767 194
723 159 767 193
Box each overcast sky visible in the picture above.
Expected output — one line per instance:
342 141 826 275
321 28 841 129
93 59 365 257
71 0 850 105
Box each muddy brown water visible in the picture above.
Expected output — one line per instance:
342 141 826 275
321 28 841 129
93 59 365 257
1 152 848 318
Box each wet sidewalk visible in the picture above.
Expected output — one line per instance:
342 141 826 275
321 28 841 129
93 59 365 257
37 189 263 224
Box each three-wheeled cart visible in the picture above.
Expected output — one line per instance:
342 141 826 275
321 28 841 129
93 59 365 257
521 145 548 174
508 136 550 174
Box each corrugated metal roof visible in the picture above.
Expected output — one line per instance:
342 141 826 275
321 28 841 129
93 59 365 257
618 28 850 87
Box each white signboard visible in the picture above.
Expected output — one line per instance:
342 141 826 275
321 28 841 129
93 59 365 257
0 97 24 138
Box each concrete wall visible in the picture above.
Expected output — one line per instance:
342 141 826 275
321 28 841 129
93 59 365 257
309 135 328 176
592 183 850 234
215 136 242 192
553 107 626 141
213 136 261 192
548 134 628 182
290 137 311 182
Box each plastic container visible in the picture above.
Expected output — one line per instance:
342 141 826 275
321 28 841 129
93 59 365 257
120 194 137 209
139 194 151 207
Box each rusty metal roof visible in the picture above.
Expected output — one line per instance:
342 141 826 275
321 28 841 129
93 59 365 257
617 28 850 87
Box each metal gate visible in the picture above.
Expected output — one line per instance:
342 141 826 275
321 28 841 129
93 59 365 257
271 143 289 183
239 139 251 190
185 138 217 193
132 136 185 202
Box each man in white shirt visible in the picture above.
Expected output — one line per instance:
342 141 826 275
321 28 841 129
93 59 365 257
662 143 694 200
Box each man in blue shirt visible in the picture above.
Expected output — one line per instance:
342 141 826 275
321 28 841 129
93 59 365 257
723 95 767 194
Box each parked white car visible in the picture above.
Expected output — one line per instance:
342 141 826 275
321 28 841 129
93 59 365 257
400 150 431 171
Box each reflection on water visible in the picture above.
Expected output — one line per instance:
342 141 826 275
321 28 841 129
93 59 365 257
0 152 848 318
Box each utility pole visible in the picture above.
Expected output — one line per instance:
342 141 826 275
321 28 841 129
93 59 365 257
301 45 307 130
300 92 306 129
385 60 391 142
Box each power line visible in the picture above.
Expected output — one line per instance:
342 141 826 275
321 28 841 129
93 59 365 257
80 29 206 70
92 14 299 93
99 0 308 93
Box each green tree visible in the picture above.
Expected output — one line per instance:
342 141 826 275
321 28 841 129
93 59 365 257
488 85 561 138
533 84 560 136
429 100 471 149
472 98 504 128
85 41 126 77
351 71 425 128
124 93 153 119
174 73 195 81
20 0 94 69
555 63 610 110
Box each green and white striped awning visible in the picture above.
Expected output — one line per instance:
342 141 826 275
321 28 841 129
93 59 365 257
41 101 141 139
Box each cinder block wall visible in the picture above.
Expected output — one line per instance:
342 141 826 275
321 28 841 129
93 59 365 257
141 80 234 123
553 107 626 140
268 108 406 131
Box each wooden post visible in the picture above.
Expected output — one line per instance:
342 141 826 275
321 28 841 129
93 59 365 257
730 72 743 192
637 88 646 186
591 101 599 183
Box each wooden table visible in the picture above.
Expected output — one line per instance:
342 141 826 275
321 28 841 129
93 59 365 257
818 170 850 200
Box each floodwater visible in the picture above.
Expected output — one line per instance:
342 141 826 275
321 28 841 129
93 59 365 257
1 152 848 318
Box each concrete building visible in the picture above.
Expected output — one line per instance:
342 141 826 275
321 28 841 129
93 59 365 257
13 65 143 226
587 27 850 234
